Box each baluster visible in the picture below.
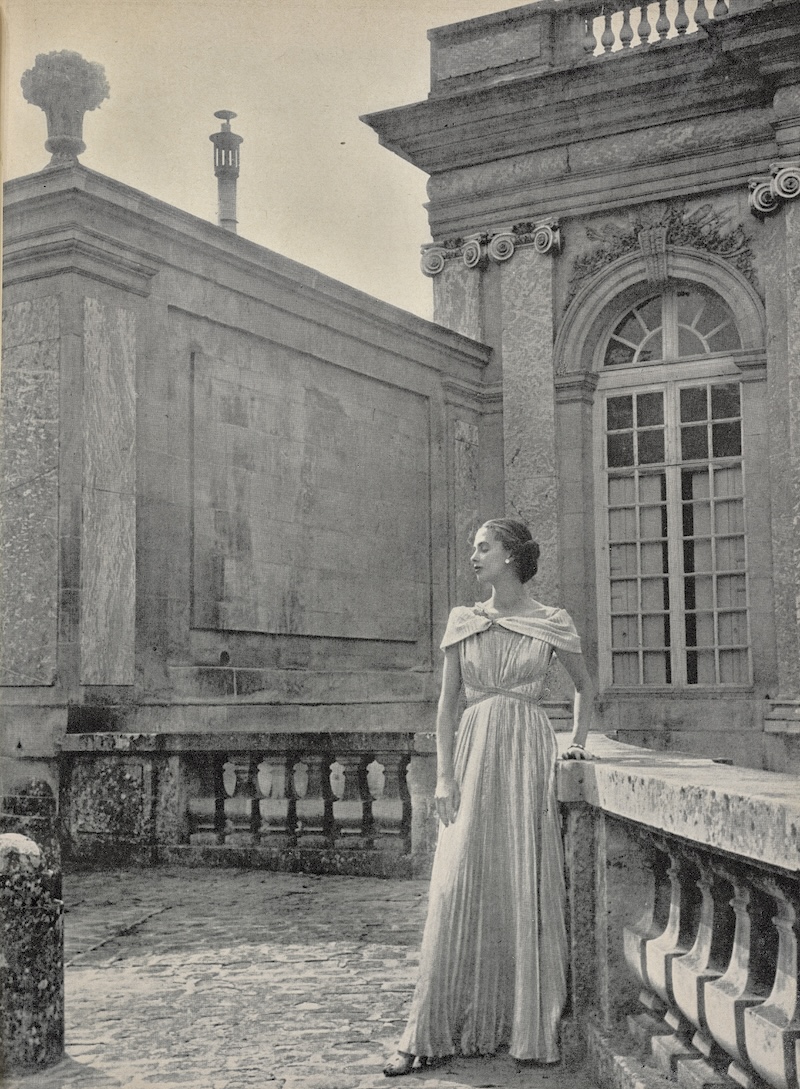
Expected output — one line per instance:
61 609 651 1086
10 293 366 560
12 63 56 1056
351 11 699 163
222 756 258 845
675 0 690 34
670 860 736 1084
583 10 599 53
704 874 778 1076
656 0 671 39
294 754 332 847
256 757 291 845
694 0 709 25
601 9 616 52
743 880 800 1089
620 3 635 48
637 2 652 44
712 0 728 17
371 752 412 854
332 754 369 847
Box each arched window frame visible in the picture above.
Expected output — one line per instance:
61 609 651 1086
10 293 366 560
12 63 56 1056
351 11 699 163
554 247 771 694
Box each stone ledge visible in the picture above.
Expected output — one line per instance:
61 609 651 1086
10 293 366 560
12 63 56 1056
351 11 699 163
557 735 800 873
586 1022 676 1089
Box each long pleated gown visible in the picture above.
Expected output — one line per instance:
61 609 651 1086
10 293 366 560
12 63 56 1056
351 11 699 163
398 602 582 1062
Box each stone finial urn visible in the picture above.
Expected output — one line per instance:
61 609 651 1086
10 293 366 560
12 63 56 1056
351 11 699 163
20 50 109 166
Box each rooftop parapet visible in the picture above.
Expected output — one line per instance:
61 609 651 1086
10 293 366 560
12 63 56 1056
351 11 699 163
426 0 769 95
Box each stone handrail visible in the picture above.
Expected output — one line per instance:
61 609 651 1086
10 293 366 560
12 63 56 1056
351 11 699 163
558 736 800 1089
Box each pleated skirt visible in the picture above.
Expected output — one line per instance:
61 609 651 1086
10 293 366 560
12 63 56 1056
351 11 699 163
398 696 567 1061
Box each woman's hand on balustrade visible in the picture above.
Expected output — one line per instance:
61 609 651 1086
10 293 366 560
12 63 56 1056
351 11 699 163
435 776 461 826
561 743 599 762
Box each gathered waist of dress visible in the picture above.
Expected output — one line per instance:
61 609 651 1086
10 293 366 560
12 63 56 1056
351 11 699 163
464 683 543 709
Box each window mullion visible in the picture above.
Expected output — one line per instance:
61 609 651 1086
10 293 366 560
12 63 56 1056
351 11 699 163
664 383 687 685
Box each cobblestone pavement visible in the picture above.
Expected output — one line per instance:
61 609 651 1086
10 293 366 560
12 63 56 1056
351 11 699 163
6 867 596 1089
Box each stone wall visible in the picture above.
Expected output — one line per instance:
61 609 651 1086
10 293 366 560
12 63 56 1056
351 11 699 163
0 163 493 798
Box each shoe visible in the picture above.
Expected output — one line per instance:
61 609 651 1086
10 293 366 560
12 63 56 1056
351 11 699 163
383 1052 415 1077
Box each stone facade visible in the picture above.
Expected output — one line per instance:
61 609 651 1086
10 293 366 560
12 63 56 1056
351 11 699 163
365 0 800 771
0 163 492 854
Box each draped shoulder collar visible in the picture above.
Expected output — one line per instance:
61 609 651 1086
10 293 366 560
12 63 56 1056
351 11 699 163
440 601 582 653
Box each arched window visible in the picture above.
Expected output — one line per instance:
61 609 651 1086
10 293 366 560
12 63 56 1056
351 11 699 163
595 283 751 687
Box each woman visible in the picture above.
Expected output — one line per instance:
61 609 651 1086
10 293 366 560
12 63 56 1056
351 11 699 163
384 518 595 1076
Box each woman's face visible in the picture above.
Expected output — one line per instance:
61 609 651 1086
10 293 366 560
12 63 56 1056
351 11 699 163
470 525 512 584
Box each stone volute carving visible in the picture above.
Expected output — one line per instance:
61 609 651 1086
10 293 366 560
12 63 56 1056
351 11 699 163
749 161 800 218
21 50 109 167
420 219 561 276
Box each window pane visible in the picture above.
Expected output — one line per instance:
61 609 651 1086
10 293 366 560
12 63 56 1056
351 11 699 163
679 327 707 357
609 508 636 541
680 387 707 422
637 391 664 426
639 474 664 503
712 421 742 458
608 433 635 467
692 576 714 610
694 612 715 647
616 312 647 344
637 329 663 363
713 466 743 498
643 652 669 684
719 649 748 683
607 396 633 431
715 500 744 535
717 575 746 609
641 578 668 610
613 653 640 685
612 616 638 649
642 615 668 647
640 505 665 539
638 297 662 329
605 341 637 367
711 384 740 419
682 425 708 460
683 501 711 536
609 477 636 505
716 537 746 570
677 287 705 326
641 542 668 575
718 611 747 647
707 323 741 353
611 580 638 612
687 538 713 572
638 430 665 464
695 650 717 685
682 468 710 500
610 544 637 576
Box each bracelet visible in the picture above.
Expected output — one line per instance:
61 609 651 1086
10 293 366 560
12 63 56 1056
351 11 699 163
567 743 585 750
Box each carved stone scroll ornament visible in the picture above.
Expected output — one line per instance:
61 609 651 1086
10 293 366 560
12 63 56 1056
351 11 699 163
748 160 800 218
420 219 561 276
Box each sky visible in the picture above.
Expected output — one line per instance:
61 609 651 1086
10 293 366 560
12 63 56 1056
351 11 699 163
1 0 533 320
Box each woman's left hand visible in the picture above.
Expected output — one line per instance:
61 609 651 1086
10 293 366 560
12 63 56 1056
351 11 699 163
561 744 598 761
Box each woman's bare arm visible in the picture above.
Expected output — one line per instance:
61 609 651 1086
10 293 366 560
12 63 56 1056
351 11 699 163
435 644 462 825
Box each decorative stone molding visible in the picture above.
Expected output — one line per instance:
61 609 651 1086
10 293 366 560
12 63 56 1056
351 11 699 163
567 201 755 302
749 160 800 218
420 219 561 276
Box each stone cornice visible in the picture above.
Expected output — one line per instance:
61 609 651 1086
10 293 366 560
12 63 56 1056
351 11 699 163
441 376 502 411
421 220 561 276
3 166 492 380
554 372 599 404
3 224 159 296
748 160 800 218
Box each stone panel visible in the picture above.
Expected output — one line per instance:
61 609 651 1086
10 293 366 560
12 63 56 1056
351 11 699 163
499 247 559 604
0 298 60 686
432 260 482 340
436 23 541 82
185 315 430 642
80 299 136 685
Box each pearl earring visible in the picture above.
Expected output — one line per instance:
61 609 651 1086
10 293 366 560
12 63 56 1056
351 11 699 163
504 558 512 564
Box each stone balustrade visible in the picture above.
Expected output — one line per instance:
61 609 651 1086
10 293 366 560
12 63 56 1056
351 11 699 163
59 731 438 878
427 0 749 93
558 737 800 1089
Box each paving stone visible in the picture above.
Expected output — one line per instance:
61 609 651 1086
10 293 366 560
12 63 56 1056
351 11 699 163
2 867 597 1089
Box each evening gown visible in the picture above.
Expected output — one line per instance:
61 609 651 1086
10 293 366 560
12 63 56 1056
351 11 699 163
397 601 581 1062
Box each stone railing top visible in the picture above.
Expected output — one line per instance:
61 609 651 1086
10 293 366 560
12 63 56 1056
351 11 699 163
557 735 800 874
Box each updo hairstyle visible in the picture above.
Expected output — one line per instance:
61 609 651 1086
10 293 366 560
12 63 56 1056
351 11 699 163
482 518 540 583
